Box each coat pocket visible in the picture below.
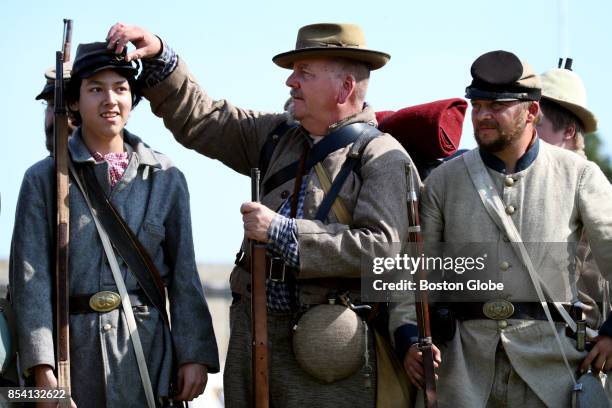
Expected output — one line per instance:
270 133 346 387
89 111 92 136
139 221 166 258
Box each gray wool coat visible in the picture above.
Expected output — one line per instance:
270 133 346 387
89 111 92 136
142 58 414 305
10 129 219 407
390 141 612 407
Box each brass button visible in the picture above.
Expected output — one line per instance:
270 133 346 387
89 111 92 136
505 205 515 215
500 261 510 271
498 320 508 329
102 324 112 332
504 177 515 187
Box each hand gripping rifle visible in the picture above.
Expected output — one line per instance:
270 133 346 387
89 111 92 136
406 163 437 407
250 169 269 408
54 18 73 404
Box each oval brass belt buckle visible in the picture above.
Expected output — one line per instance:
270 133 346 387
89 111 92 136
482 300 514 320
89 291 121 312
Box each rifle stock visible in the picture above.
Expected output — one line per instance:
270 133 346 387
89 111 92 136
406 163 438 408
250 168 269 408
54 19 72 405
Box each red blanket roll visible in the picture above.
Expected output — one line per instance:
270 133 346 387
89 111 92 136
376 98 467 159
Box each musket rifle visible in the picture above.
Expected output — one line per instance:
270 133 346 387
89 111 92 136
406 163 437 408
54 18 72 406
250 168 269 408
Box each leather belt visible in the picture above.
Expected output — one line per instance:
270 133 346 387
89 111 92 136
69 290 149 314
454 301 567 322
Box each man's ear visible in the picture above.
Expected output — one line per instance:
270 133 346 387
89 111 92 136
68 100 79 112
526 101 540 123
563 122 577 140
337 74 356 104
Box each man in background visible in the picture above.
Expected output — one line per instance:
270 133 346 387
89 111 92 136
537 60 597 157
34 62 75 153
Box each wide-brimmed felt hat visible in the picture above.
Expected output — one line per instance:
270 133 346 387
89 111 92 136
465 50 541 101
35 62 73 100
273 23 390 70
72 41 139 80
540 67 597 133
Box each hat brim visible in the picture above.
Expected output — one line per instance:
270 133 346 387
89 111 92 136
35 83 55 101
541 96 598 134
79 64 138 79
272 47 390 70
465 86 541 102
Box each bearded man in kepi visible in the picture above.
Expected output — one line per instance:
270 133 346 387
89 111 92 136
392 50 612 407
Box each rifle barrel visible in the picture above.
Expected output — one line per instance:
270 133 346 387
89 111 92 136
251 168 260 202
55 20 72 404
406 163 437 407
250 167 268 408
62 19 72 63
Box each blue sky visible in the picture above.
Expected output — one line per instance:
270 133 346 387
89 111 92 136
1 0 610 262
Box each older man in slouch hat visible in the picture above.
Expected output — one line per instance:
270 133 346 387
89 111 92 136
391 50 612 407
106 22 416 407
35 63 76 153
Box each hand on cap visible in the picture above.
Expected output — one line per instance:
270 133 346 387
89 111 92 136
106 22 161 62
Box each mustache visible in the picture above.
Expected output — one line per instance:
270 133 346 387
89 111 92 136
289 89 302 99
476 120 498 130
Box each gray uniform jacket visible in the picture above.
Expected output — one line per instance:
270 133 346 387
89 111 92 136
10 129 219 407
390 140 612 407
142 58 414 304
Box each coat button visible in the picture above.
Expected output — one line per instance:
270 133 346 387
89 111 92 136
505 205 515 215
498 320 508 329
280 190 290 199
500 261 510 271
102 324 112 332
504 177 515 187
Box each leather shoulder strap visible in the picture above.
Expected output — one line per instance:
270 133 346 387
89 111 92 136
259 120 299 184
263 122 374 195
315 125 381 222
77 164 170 326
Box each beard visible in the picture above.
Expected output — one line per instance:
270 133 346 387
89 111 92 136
474 114 527 153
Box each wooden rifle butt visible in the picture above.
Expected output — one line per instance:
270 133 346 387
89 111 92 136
251 242 269 408
419 341 438 408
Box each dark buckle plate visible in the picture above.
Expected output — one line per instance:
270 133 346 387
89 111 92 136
269 257 286 282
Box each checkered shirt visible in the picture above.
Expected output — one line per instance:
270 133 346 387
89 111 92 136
91 151 130 187
265 173 309 312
